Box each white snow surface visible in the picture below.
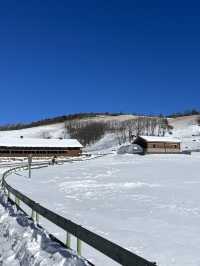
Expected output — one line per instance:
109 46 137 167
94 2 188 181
85 133 119 153
0 123 69 139
6 153 200 266
0 192 89 266
0 137 82 148
168 116 200 151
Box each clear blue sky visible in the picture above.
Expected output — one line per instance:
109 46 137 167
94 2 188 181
0 1 200 124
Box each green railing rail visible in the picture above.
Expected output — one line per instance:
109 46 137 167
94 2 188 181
1 165 157 266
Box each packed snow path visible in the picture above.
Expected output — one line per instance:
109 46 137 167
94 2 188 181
6 153 200 266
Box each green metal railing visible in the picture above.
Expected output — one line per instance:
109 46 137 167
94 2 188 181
1 164 157 266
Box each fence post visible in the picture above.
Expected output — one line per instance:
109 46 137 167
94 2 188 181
66 232 71 248
15 196 20 210
77 238 82 256
31 209 35 221
28 154 32 178
36 212 39 224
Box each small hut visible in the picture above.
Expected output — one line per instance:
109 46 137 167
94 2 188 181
133 136 181 154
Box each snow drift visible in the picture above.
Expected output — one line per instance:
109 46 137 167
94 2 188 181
0 192 89 266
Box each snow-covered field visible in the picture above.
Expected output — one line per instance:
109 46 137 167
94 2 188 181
6 153 200 266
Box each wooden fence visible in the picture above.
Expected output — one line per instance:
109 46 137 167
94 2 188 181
1 164 157 266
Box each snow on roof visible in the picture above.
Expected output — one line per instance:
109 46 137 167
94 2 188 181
138 135 181 143
0 137 83 148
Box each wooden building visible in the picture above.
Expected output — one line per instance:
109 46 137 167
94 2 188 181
0 137 82 157
133 136 181 154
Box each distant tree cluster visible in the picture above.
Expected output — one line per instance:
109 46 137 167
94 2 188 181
0 112 124 131
0 113 171 146
169 109 199 118
1 109 199 132
65 120 107 146
64 116 170 146
107 116 170 145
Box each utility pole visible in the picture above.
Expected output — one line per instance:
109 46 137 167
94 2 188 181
28 154 32 178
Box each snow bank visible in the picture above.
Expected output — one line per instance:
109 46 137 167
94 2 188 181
0 192 89 266
85 133 119 153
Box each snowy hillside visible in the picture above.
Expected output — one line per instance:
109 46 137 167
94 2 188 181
0 115 136 139
0 114 199 152
168 115 200 151
84 115 200 153
0 123 69 139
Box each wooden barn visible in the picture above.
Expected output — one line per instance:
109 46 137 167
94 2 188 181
0 137 82 157
133 136 181 154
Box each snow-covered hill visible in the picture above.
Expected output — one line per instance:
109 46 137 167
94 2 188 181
168 115 200 151
0 114 199 152
0 123 68 139
85 115 200 152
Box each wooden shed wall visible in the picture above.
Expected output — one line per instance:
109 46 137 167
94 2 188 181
0 147 82 157
146 142 180 153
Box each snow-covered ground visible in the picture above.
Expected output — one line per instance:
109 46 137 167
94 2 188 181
0 192 89 266
6 153 200 266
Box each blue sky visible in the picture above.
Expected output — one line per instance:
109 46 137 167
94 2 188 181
0 1 200 124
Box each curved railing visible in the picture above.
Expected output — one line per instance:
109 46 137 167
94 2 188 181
1 164 157 266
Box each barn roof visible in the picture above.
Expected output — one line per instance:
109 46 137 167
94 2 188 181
138 136 181 143
0 138 83 148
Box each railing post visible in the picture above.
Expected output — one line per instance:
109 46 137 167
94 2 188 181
15 196 20 209
77 238 82 256
31 209 35 221
28 154 32 178
36 212 39 224
66 232 71 248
